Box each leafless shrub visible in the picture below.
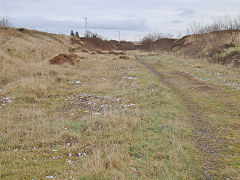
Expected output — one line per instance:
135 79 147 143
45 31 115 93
0 17 11 28
187 21 208 49
176 32 183 39
221 15 240 45
0 17 13 45
187 15 240 46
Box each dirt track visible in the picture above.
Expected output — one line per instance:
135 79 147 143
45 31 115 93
135 55 228 180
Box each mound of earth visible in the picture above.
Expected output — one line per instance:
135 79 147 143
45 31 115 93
154 38 177 51
49 54 83 65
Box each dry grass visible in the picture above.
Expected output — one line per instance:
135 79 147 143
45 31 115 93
0 29 200 179
136 51 240 179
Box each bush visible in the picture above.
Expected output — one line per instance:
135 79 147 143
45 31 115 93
0 17 11 28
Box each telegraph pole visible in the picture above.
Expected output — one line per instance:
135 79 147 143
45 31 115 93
83 17 89 37
118 31 121 43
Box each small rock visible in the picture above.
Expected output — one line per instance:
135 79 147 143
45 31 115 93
75 80 81 84
124 77 137 80
130 166 137 171
46 176 55 179
67 160 73 165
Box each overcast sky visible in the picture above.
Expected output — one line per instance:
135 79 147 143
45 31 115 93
0 0 240 40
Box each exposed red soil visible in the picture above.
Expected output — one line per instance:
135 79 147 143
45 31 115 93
49 54 84 65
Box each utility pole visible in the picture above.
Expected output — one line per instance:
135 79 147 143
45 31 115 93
118 31 121 43
83 17 89 37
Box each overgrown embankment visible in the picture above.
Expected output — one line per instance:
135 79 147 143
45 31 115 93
141 30 240 67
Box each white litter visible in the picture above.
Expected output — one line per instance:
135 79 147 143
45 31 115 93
46 176 55 179
75 80 81 84
123 77 138 80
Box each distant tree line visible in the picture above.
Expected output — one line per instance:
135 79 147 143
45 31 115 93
71 30 80 37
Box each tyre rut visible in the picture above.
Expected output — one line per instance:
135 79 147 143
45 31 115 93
135 55 226 180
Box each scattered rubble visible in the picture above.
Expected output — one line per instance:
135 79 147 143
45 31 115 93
49 93 136 118
0 96 13 110
114 76 138 89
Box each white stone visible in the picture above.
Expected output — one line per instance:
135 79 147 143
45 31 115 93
75 80 81 84
46 176 55 179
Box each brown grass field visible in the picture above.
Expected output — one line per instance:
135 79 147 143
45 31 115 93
0 28 239 179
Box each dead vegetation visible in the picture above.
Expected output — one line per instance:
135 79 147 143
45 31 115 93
141 15 240 67
0 27 201 179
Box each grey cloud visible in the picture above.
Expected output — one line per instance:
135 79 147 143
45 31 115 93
171 20 182 24
1 0 240 40
176 8 196 17
89 18 148 30
11 16 148 35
